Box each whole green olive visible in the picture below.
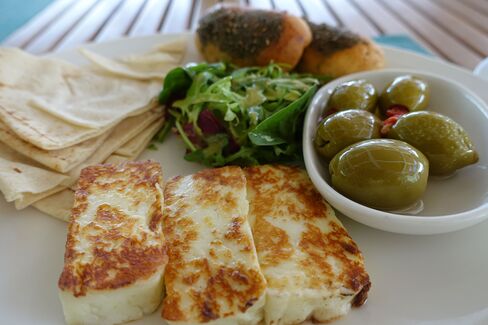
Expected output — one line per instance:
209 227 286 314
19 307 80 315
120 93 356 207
329 139 429 210
388 111 479 175
379 75 430 114
314 109 381 160
326 79 378 113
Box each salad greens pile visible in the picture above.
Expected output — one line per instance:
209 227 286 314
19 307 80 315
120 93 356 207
157 62 324 167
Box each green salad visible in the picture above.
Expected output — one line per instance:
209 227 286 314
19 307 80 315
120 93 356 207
157 62 324 167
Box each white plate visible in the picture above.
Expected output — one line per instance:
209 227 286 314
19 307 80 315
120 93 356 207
1 34 488 325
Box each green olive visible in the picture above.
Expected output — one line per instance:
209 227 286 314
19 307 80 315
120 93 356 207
314 109 381 160
388 111 479 175
329 139 429 210
326 79 378 112
379 75 430 114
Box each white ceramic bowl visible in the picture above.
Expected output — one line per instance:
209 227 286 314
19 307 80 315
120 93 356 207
303 69 488 235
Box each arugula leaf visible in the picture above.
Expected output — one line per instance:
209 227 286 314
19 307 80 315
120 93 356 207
248 85 317 146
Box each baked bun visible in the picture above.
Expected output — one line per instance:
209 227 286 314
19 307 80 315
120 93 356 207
298 22 385 77
196 6 312 70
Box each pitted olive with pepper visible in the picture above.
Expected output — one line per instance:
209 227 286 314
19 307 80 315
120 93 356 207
329 139 429 210
326 79 378 113
388 111 479 175
314 109 381 160
379 75 430 114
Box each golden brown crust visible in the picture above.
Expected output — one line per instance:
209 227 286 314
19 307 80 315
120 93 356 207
162 166 266 322
298 221 370 295
58 161 166 297
299 38 385 77
245 164 370 305
245 164 330 222
256 14 312 69
252 216 293 268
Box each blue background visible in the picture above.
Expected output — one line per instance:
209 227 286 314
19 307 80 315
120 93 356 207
0 0 55 41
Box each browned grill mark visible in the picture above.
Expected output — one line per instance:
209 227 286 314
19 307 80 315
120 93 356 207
162 166 266 322
245 164 370 309
58 161 166 297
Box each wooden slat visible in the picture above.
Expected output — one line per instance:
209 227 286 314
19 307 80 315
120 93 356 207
54 0 124 51
248 0 273 10
191 0 247 30
351 0 437 54
463 0 488 15
191 0 245 30
325 0 380 37
161 0 194 33
24 0 98 53
408 0 488 56
299 0 339 26
95 0 147 42
437 0 488 33
222 0 247 5
379 0 482 69
129 0 169 36
272 0 303 16
191 0 220 29
3 0 75 48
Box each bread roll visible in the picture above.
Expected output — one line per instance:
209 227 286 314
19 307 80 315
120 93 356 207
196 6 312 70
298 22 385 77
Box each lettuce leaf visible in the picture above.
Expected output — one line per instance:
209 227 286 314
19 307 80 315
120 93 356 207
158 62 326 167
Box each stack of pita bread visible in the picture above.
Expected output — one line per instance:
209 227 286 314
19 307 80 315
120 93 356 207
0 36 188 221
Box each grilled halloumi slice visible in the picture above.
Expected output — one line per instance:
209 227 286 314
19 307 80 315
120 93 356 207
58 161 167 325
162 166 267 325
245 165 370 325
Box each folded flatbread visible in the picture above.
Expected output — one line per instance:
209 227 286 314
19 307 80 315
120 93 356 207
0 156 70 203
9 107 163 208
0 48 161 150
80 49 179 81
115 119 163 157
0 120 110 173
32 188 74 222
66 107 163 181
79 35 188 81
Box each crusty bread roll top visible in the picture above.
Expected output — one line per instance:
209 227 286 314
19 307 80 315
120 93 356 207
197 7 283 61
306 22 366 55
298 22 385 77
196 6 312 70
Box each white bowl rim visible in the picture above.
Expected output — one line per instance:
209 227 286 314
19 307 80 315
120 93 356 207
303 68 488 225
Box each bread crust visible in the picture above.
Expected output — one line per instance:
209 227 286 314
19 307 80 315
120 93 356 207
256 14 311 69
196 7 311 70
298 34 385 77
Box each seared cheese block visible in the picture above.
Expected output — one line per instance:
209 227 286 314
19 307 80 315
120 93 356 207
58 161 167 325
162 166 267 325
245 165 370 325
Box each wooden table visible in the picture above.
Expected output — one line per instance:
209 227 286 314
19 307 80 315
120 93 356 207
3 0 488 70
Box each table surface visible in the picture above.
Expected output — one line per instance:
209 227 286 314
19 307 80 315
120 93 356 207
2 0 488 70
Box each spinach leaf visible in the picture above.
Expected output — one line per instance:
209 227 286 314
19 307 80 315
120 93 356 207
159 67 192 103
248 85 317 146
